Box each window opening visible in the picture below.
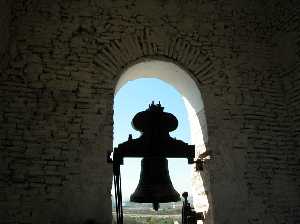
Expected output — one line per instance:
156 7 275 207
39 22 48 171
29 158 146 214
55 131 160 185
113 78 193 223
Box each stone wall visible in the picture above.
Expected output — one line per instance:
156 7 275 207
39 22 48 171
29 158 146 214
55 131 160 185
0 1 114 223
272 2 300 222
0 0 299 224
0 0 14 70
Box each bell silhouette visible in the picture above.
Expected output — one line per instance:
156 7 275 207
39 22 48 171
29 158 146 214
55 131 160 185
130 157 180 210
113 102 194 212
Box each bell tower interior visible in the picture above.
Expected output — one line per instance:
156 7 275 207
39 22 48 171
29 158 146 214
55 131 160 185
0 1 299 223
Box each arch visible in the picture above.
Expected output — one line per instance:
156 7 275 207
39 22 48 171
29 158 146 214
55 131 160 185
114 58 210 216
115 59 208 144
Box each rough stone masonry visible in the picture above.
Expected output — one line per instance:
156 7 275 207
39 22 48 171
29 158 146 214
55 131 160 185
0 0 299 224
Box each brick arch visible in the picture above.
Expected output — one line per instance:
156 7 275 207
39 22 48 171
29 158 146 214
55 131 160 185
93 29 216 86
95 29 218 143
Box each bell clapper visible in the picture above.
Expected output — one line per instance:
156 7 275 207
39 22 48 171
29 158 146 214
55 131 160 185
153 202 160 211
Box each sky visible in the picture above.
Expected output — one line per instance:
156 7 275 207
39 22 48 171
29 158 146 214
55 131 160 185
113 78 193 201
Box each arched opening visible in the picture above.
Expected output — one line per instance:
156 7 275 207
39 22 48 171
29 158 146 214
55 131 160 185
113 78 193 223
115 60 207 143
113 59 210 222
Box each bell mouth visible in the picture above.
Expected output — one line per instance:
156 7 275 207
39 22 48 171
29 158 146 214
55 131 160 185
130 186 180 211
130 185 180 203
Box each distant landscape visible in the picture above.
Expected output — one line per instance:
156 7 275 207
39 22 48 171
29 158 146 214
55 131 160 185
112 201 184 224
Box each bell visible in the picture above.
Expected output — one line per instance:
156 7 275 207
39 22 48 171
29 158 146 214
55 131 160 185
112 102 194 211
130 157 180 210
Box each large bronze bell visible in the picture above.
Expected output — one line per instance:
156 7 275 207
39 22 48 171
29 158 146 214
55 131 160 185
130 158 180 210
112 102 195 211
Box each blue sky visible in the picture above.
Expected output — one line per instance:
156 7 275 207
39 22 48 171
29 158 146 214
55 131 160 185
113 78 193 200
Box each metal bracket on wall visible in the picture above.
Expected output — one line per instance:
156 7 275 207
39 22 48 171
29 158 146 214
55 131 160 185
195 150 212 171
195 159 204 171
